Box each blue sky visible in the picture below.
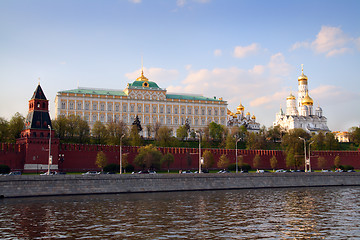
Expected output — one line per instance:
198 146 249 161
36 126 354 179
1 0 359 131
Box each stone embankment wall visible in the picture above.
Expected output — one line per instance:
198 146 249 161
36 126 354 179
1 173 359 198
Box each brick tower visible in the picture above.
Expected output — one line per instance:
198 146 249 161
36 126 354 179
17 84 59 173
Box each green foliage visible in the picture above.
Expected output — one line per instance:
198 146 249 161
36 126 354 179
0 164 11 174
132 115 142 132
125 164 135 173
134 144 162 170
225 135 235 149
228 162 251 171
53 115 90 143
92 121 108 144
217 154 229 169
161 153 175 171
176 125 188 140
282 128 310 169
103 163 119 173
95 151 108 170
106 120 127 145
246 132 266 150
349 127 360 146
129 125 143 146
155 126 173 147
339 165 354 171
9 112 25 142
209 122 225 141
202 150 214 169
0 117 10 142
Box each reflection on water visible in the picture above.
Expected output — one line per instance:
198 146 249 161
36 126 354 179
1 187 359 239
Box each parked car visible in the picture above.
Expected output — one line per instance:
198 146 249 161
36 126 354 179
347 170 356 172
82 171 100 175
8 171 22 175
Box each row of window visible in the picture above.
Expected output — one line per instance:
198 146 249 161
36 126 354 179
66 112 225 126
62 101 226 116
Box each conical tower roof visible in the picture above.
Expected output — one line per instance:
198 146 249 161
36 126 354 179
31 84 47 100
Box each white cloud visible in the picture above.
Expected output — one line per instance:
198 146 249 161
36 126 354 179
291 26 358 57
177 0 186 7
125 67 179 85
214 49 222 56
233 43 260 58
268 53 292 77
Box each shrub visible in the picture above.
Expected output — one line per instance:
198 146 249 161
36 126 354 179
125 164 135 173
340 165 354 171
103 163 119 173
0 164 11 174
228 163 251 171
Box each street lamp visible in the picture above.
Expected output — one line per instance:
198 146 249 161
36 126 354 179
308 141 314 172
235 137 241 173
196 132 202 173
299 137 306 172
120 134 125 174
48 125 52 175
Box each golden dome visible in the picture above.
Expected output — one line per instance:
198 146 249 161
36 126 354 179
251 115 256 119
236 102 245 112
246 112 250 115
136 70 149 82
302 92 313 106
287 93 296 100
298 64 308 83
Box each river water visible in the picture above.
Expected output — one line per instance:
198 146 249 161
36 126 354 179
0 187 359 239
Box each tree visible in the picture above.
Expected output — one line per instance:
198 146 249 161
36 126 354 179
77 117 90 143
121 153 129 172
129 125 143 146
334 155 341 168
209 121 225 141
96 151 108 171
324 132 339 150
246 132 266 150
52 115 68 140
225 135 235 149
0 117 10 142
311 131 326 150
317 156 327 170
349 127 360 146
202 150 214 170
282 128 310 169
92 121 108 144
161 153 174 172
270 155 278 171
176 125 188 140
217 154 229 169
145 124 152 139
106 120 127 145
266 125 282 143
9 112 25 142
132 115 142 132
134 144 162 170
155 126 173 147
253 154 261 170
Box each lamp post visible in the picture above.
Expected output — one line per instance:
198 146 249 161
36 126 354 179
235 137 241 173
299 137 306 172
120 134 125 174
308 141 314 172
48 125 52 175
196 132 201 173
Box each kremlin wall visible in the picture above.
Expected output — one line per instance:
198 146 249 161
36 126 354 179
1 142 360 173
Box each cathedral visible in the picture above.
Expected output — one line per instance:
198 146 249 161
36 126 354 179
227 102 260 133
274 65 329 133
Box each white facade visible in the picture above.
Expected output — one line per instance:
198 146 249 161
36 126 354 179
55 70 228 137
274 65 329 133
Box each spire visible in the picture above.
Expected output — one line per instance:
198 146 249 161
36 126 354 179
136 56 149 81
31 84 47 100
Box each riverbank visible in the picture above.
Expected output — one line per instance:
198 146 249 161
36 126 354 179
1 172 360 198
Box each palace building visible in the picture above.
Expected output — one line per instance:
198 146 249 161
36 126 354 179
274 65 329 133
55 69 228 137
